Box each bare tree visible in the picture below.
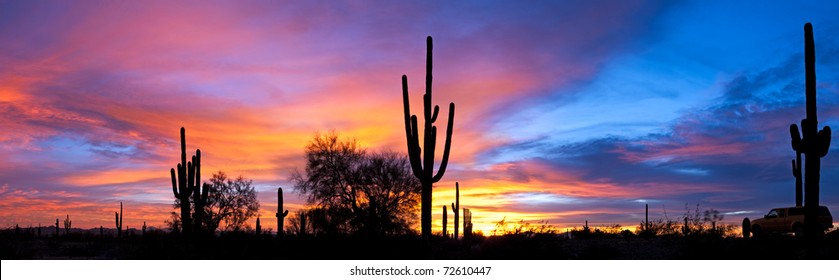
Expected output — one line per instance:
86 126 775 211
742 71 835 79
291 132 421 236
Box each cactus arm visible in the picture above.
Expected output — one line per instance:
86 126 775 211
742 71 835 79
180 127 187 176
187 161 195 194
817 127 831 157
790 124 802 151
430 105 440 123
195 149 201 190
200 182 209 203
403 76 422 172
171 168 179 197
432 103 455 182
408 116 423 177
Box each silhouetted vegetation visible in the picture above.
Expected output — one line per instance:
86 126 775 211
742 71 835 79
292 132 421 236
276 187 289 237
492 218 559 236
792 152 803 207
742 218 751 239
401 36 456 241
463 208 473 241
63 215 71 236
170 127 202 236
168 171 260 233
788 23 832 239
442 205 448 238
451 182 460 240
115 202 123 238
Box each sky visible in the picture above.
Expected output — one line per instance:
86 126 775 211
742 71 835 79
1 0 838 235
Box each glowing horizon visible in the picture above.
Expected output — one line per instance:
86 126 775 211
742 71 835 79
1 1 838 234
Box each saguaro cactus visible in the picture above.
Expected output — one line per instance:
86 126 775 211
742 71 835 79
463 208 473 241
54 219 59 237
451 182 460 240
115 202 123 238
63 215 71 235
170 127 201 236
742 218 751 239
142 221 147 236
645 204 649 231
276 187 289 237
299 212 307 236
789 23 832 238
402 36 456 241
792 154 803 207
256 217 262 235
442 205 448 238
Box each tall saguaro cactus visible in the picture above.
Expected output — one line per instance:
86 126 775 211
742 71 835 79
170 127 201 236
115 202 123 238
451 182 460 240
276 187 289 237
54 219 59 237
402 36 456 241
789 23 832 239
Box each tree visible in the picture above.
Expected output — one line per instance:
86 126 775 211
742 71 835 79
291 132 421 236
166 171 260 233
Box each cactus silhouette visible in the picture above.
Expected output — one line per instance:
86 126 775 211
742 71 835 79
115 202 123 238
792 155 803 207
401 36 456 241
299 212 307 236
63 215 71 235
742 218 751 239
276 187 289 237
142 221 147 236
256 217 261 235
54 218 59 237
789 23 832 239
451 182 460 240
170 127 201 236
442 205 448 238
463 208 473 241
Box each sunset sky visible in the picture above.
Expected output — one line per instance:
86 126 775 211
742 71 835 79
1 0 838 234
